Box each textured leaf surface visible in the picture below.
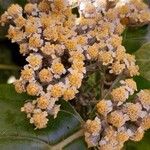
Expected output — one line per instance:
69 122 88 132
122 25 150 53
135 43 150 81
0 84 87 150
134 76 150 90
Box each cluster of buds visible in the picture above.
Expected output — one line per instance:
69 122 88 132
76 0 150 77
0 2 150 150
1 0 86 129
85 80 150 149
79 1 150 149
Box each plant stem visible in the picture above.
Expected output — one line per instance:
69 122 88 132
104 74 124 99
89 66 105 119
50 129 84 150
0 64 20 70
100 71 105 99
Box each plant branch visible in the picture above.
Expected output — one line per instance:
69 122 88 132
50 129 84 150
88 65 106 119
0 64 20 70
100 71 105 99
103 74 124 99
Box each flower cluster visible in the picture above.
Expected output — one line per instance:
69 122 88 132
77 0 150 149
85 80 150 149
76 0 150 77
1 0 86 129
0 2 150 149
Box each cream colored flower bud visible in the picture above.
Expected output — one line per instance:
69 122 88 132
138 90 150 108
107 111 126 128
26 82 41 96
85 117 101 134
21 102 35 113
97 99 112 116
111 87 129 103
37 96 50 109
39 68 53 83
130 128 144 142
14 80 26 93
141 115 150 131
30 110 48 129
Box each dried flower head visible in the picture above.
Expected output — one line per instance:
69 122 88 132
85 85 150 149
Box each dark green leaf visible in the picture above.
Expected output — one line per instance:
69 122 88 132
134 76 150 90
0 0 27 13
126 130 150 150
0 84 87 150
64 137 87 150
135 43 150 81
122 25 150 53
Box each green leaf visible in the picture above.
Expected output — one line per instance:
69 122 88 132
64 137 87 150
122 25 150 53
134 76 150 90
126 130 150 150
0 0 27 13
135 43 150 81
0 84 87 150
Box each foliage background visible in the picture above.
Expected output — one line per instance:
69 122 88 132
0 0 150 149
